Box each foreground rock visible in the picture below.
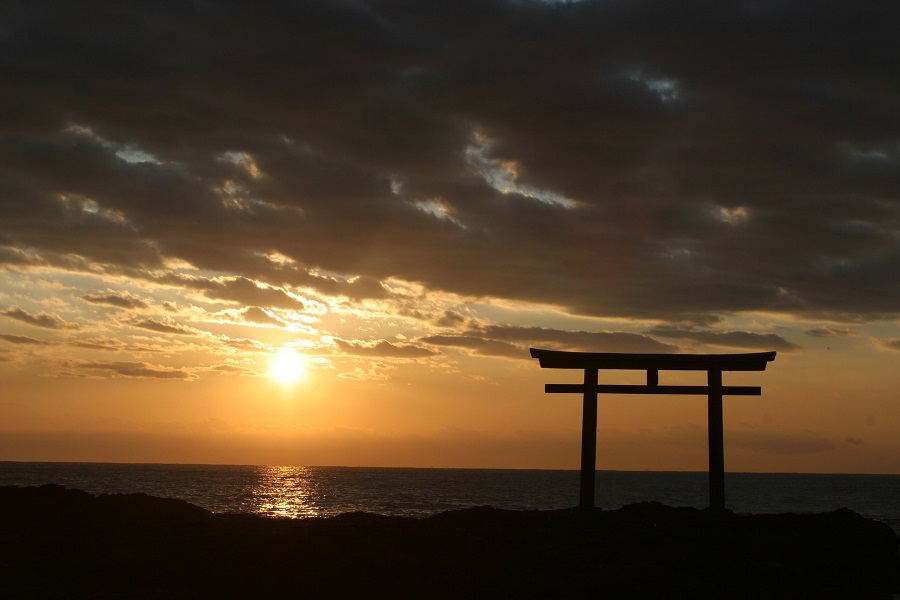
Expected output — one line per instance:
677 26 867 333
1 485 897 598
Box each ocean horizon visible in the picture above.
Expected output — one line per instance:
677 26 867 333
2 461 898 536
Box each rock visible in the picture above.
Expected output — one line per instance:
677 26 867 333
0 485 896 598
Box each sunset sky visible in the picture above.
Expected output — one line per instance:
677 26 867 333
1 0 898 473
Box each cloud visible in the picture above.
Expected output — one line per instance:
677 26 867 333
161 275 306 310
239 306 282 326
208 364 257 376
648 326 799 351
334 339 439 358
0 333 45 345
0 0 899 328
419 335 525 359
473 325 677 353
804 327 856 338
68 337 128 351
0 246 34 266
70 360 192 379
221 337 269 352
879 339 900 352
421 324 677 359
132 319 193 335
1 306 80 330
434 310 467 328
337 365 393 381
82 290 148 309
0 333 47 346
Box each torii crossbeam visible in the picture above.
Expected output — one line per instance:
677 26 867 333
530 348 776 511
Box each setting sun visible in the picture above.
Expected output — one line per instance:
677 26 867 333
270 348 307 384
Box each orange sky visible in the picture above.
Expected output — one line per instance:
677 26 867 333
1 1 898 473
1 287 897 473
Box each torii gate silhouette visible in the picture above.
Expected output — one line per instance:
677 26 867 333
530 348 776 512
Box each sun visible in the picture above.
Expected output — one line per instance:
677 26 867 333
270 348 307 384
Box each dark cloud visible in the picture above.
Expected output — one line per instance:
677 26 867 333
473 325 677 353
221 337 269 351
70 360 192 379
334 339 439 358
239 306 282 326
0 333 44 345
68 337 128 351
435 310 467 328
83 290 148 309
648 326 799 351
419 335 525 359
208 364 257 375
804 327 856 338
423 324 677 359
132 319 193 335
0 1 898 323
880 339 900 352
1 306 80 330
0 246 33 266
159 275 306 310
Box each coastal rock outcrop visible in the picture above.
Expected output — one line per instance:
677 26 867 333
1 485 897 598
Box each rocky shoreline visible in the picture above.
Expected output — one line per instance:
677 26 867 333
1 484 897 598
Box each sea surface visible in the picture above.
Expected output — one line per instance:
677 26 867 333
1 462 898 534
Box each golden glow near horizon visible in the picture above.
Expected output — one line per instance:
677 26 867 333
1 265 898 475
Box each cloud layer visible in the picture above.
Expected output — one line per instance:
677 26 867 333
1 0 897 330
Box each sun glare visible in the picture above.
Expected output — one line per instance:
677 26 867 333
270 348 307 384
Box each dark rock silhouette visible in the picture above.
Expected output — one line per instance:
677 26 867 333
1 485 897 598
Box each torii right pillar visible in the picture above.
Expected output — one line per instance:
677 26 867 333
530 349 777 512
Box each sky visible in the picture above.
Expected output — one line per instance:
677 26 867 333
1 0 898 473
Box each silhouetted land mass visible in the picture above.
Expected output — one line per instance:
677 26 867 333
1 485 897 598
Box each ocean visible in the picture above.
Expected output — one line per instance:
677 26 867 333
1 462 898 535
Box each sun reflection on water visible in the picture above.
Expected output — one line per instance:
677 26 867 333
241 466 321 518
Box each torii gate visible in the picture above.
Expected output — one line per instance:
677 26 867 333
530 348 776 512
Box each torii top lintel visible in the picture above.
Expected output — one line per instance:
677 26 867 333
529 348 776 372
